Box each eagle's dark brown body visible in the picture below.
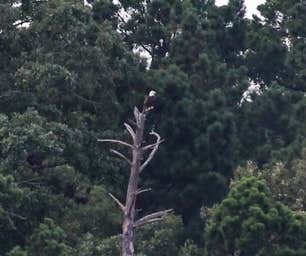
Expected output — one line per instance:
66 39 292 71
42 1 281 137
143 90 156 112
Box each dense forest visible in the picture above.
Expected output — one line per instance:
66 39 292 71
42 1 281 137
1 0 306 255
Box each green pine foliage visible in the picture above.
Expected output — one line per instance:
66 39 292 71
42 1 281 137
204 176 306 255
2 0 306 254
7 218 72 256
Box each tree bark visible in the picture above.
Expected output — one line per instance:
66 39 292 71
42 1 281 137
122 112 145 256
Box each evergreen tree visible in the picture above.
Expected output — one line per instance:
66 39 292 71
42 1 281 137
205 176 306 255
8 218 72 256
2 0 306 254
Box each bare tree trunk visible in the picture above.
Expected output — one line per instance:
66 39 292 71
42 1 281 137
98 100 172 256
121 112 144 256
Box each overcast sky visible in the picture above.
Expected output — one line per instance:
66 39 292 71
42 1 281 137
215 0 266 18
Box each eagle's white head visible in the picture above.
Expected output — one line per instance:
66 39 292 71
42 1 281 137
149 90 156 97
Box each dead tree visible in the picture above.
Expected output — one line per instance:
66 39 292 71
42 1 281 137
98 95 172 256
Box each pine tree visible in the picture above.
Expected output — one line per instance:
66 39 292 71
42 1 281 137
205 176 306 255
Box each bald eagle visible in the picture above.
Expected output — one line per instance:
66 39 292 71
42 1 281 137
143 90 156 112
84 0 93 8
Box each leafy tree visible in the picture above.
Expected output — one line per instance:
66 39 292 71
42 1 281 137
237 86 306 166
0 109 122 254
235 0 306 168
135 214 184 256
235 147 306 212
245 16 287 85
84 214 184 256
178 239 202 256
70 214 184 256
204 175 306 255
6 246 28 256
258 0 306 92
59 185 121 243
1 0 144 128
118 0 184 68
3 0 306 254
8 218 72 256
0 174 26 254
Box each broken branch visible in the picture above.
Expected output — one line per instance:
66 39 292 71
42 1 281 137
97 139 133 149
134 106 140 124
134 217 164 228
124 122 136 141
140 131 162 172
127 118 137 128
134 209 173 228
135 188 152 195
108 193 125 211
110 149 132 165
142 139 165 151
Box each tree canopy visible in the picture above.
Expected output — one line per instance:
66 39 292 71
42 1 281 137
2 0 306 255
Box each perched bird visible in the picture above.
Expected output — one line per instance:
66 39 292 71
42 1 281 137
143 90 156 112
84 0 92 9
